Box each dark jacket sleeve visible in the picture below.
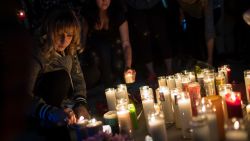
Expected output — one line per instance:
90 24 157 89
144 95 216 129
70 54 87 106
27 53 53 120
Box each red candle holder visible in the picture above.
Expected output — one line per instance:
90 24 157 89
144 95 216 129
225 92 243 118
188 82 201 116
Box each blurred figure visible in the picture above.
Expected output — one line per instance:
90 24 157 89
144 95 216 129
82 0 134 88
27 8 89 141
177 0 217 65
126 0 173 82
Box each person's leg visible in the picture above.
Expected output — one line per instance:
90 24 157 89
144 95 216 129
127 6 157 79
94 42 114 88
149 3 173 75
34 70 72 107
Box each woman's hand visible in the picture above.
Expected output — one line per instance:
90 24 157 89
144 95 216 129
73 105 90 119
64 108 77 125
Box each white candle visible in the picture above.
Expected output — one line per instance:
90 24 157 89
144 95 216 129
171 88 181 128
226 131 248 141
77 116 89 126
174 73 183 90
190 116 210 141
225 119 248 141
116 104 133 135
105 88 117 111
166 75 176 90
244 70 250 103
204 73 216 96
178 92 192 138
86 118 103 136
148 113 168 141
124 69 136 84
246 104 250 115
156 87 174 123
158 76 167 87
207 113 220 141
116 84 129 102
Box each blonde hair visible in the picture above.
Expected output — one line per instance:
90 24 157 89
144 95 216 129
40 8 81 59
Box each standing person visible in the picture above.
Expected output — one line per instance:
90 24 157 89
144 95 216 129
28 8 90 141
126 0 173 82
177 0 216 65
82 0 134 88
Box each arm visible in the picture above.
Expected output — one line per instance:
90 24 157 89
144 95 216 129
204 0 215 65
119 20 132 69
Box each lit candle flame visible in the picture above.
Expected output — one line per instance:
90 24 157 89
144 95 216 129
231 94 236 101
233 121 240 130
201 105 206 113
90 118 96 124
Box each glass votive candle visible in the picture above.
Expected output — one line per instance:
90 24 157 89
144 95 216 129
225 118 248 141
158 76 167 87
147 112 168 141
116 84 129 102
218 64 231 83
86 118 103 137
174 73 183 90
116 101 133 136
218 84 233 99
155 86 174 124
124 69 136 84
188 82 201 116
171 88 182 128
203 72 216 96
105 88 117 111
166 75 176 90
225 92 243 118
178 92 192 139
104 111 119 134
190 115 211 141
215 72 226 91
244 70 250 103
196 98 220 141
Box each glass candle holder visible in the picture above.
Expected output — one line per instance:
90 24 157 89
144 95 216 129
188 82 201 116
86 118 103 137
105 88 117 111
155 86 174 124
103 111 119 135
158 76 167 87
196 98 220 141
218 65 231 83
178 92 192 138
244 70 250 103
181 75 191 92
225 118 248 141
166 75 176 90
171 88 182 128
174 73 183 90
204 72 216 96
116 101 133 136
116 84 129 102
205 95 225 140
147 112 168 141
124 69 136 84
190 115 210 141
140 86 155 122
218 84 233 99
215 72 226 93
225 92 243 118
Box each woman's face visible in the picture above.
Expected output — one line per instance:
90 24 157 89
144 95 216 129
54 31 73 52
96 0 111 11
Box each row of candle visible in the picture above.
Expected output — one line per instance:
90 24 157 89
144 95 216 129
140 84 248 141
